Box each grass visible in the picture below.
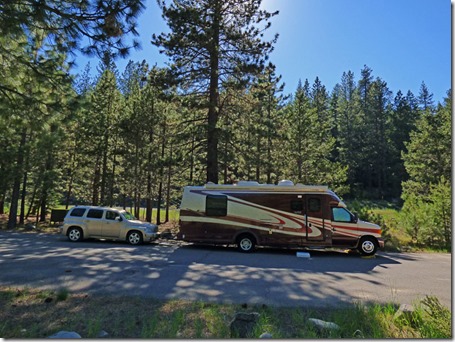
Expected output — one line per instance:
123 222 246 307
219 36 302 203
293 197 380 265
0 287 450 339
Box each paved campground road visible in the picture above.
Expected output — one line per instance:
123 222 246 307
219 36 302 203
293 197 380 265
0 230 451 309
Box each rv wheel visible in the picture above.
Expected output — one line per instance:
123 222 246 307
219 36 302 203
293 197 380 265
358 236 378 256
237 235 255 253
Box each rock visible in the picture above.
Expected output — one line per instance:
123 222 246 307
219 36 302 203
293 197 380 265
230 312 260 338
25 223 36 230
48 330 81 338
353 329 364 338
259 332 273 338
97 330 109 338
394 304 417 326
308 318 340 332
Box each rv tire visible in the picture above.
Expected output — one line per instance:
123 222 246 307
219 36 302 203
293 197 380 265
358 236 378 256
237 234 256 253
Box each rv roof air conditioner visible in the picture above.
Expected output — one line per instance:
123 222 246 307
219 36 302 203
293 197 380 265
237 181 259 186
278 180 294 186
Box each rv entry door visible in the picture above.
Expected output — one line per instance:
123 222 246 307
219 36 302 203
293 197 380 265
304 195 329 242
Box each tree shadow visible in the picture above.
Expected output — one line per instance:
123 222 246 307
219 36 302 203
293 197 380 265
0 231 447 310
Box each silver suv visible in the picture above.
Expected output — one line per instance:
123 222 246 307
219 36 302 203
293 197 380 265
61 206 159 245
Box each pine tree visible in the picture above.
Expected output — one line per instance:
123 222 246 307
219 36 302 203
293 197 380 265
418 81 434 112
0 1 143 57
387 90 420 197
401 90 451 248
333 70 361 191
82 58 123 206
368 77 392 197
152 0 279 183
283 78 347 193
249 63 286 183
2 30 75 228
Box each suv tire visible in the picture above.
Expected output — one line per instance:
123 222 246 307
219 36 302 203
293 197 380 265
67 227 83 242
127 231 143 245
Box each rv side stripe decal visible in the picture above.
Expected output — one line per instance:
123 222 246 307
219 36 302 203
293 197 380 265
180 215 322 237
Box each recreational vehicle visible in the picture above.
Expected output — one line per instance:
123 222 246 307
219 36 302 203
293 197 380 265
178 180 384 255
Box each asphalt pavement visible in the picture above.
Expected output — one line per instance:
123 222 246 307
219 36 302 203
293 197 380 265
0 230 451 309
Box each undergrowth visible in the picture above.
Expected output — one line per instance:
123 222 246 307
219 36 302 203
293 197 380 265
0 287 450 338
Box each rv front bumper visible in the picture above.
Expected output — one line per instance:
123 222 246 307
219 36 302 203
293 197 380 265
378 238 385 249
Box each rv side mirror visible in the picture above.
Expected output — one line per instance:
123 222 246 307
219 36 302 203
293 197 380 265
352 213 358 223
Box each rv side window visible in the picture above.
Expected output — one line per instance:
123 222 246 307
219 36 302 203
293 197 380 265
332 207 352 222
206 195 228 216
308 198 321 212
291 200 303 213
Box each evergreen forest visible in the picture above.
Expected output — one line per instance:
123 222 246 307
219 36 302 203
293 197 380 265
0 0 451 249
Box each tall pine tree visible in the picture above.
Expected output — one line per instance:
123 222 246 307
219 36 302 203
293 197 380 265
152 0 279 183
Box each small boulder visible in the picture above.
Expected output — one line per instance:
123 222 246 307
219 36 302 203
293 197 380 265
230 312 260 338
394 304 417 326
259 332 273 338
48 330 81 338
25 223 36 230
97 330 109 338
353 329 364 338
308 318 340 332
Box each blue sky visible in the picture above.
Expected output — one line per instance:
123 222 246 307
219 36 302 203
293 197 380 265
75 0 451 103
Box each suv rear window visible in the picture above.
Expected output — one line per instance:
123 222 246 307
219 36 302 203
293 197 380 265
70 208 86 217
87 209 104 219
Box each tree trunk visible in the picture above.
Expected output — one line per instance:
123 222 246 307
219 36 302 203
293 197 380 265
65 173 74 209
100 133 109 205
266 101 272 184
40 148 54 222
146 128 154 223
189 136 195 183
26 182 38 220
156 123 166 225
92 158 101 206
165 144 172 223
0 193 5 215
19 168 28 225
256 136 261 182
206 0 221 184
19 134 30 224
109 142 117 207
8 128 27 229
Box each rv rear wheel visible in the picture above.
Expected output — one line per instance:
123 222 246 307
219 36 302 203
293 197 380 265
358 236 378 256
237 235 255 253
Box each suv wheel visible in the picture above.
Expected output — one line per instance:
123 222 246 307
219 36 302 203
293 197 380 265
67 227 83 242
127 231 143 245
